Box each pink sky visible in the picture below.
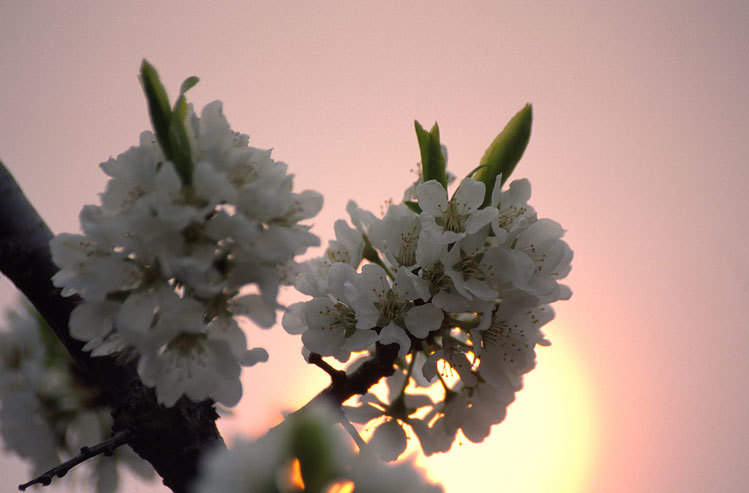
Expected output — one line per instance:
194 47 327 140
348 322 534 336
1 2 748 492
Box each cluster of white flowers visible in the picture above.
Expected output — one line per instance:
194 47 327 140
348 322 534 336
193 406 443 493
50 101 322 406
0 306 153 491
284 168 572 460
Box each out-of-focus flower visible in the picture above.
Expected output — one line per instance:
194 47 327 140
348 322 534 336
0 304 154 492
193 406 443 493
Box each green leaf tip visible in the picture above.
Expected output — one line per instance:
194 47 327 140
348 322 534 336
404 200 422 214
414 120 448 188
139 59 173 162
180 76 199 95
139 60 195 186
169 95 193 185
471 103 533 206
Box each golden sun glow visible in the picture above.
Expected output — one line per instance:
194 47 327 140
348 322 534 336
233 323 597 493
413 329 598 493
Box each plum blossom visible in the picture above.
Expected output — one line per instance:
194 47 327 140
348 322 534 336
368 203 422 268
287 154 572 460
283 263 378 362
349 264 443 357
415 177 498 245
50 100 320 406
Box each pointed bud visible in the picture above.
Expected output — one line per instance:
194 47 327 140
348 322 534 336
472 103 532 207
168 95 194 185
414 120 448 188
139 60 173 162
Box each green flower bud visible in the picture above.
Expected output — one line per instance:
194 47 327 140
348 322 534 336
471 103 532 207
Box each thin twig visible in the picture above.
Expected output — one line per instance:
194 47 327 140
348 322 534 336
338 415 367 451
308 353 346 384
18 429 132 491
268 343 399 438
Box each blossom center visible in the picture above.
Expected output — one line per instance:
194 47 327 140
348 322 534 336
457 252 486 281
496 206 526 230
517 242 547 272
421 263 451 293
375 290 409 322
483 319 529 363
166 332 207 356
332 302 358 334
395 226 419 266
440 200 469 233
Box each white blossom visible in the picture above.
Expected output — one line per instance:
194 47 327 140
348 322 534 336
477 298 553 389
50 101 320 406
283 132 572 461
415 178 497 245
282 262 378 362
349 264 443 357
368 204 422 268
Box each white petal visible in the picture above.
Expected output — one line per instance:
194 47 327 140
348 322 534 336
230 294 276 328
464 278 499 301
379 322 411 358
414 180 448 216
327 262 357 301
405 303 443 338
344 329 379 352
445 348 477 387
240 347 269 366
421 349 443 383
193 161 236 203
116 291 157 344
69 301 117 342
281 302 308 335
452 178 485 211
301 327 345 356
393 266 417 300
343 403 385 424
464 207 498 234
415 233 444 269
370 420 407 462
292 190 324 221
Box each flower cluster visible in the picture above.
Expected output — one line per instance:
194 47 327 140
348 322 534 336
193 406 443 493
0 305 154 491
284 163 572 459
50 101 322 406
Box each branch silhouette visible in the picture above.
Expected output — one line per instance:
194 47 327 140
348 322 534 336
18 430 132 491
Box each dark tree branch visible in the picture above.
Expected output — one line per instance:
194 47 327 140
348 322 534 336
0 161 224 493
308 352 346 385
309 343 400 408
18 430 132 491
271 343 399 436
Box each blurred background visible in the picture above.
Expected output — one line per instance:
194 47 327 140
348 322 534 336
1 1 747 492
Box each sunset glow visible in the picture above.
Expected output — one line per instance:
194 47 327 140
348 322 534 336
416 328 597 492
1 2 747 492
